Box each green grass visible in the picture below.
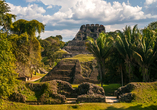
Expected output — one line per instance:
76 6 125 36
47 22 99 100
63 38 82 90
72 84 79 89
131 82 157 103
64 54 95 63
103 84 121 96
32 72 46 78
28 72 47 83
1 100 157 110
14 81 38 101
54 49 69 55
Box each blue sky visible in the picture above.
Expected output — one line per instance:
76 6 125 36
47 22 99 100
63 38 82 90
5 0 157 42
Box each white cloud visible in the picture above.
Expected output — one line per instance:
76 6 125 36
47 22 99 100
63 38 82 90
40 29 79 42
38 0 147 22
71 0 146 22
8 0 154 26
8 3 46 20
145 0 157 5
105 23 132 32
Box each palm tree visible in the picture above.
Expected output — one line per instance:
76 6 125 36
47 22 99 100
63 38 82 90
86 32 113 87
133 28 157 82
115 25 141 82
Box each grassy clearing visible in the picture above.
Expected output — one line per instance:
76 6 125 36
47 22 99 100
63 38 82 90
1 100 157 110
27 72 47 83
64 54 95 63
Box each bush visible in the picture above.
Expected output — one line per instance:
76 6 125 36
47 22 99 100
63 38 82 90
9 92 26 103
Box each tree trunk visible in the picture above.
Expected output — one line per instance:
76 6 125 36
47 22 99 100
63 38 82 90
120 66 123 86
143 67 149 82
129 63 130 82
98 63 103 87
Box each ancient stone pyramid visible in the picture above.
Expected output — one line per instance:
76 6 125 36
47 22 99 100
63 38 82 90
63 24 105 56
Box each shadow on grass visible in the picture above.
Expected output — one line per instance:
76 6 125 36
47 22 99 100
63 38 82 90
100 104 157 110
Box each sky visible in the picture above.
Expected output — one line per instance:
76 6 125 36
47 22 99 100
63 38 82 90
5 0 157 42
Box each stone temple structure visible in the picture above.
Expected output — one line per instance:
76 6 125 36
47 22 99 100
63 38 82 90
63 24 105 56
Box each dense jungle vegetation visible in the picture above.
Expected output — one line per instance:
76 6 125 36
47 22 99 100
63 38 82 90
0 0 65 99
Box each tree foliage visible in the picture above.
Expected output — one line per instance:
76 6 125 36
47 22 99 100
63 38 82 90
0 0 10 14
11 19 45 36
0 0 16 33
40 36 65 67
0 32 17 97
133 28 157 81
86 23 157 84
86 32 113 87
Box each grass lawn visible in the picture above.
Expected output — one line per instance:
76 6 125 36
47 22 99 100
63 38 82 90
1 101 157 110
28 72 47 83
64 54 95 63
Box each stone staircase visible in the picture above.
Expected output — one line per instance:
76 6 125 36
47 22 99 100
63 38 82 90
105 96 119 103
66 98 77 104
65 96 119 104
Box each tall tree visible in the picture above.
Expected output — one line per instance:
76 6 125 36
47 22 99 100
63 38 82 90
147 21 157 31
10 19 45 78
115 25 141 82
133 28 157 82
11 19 45 37
86 32 113 87
0 0 16 34
0 0 10 15
1 13 16 32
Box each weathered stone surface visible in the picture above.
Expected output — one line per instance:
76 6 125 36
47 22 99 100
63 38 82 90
114 83 136 102
27 80 72 104
114 83 136 98
118 93 134 102
80 60 98 81
75 24 105 41
77 94 106 103
41 59 78 83
40 93 66 104
25 80 106 104
56 80 77 98
63 24 105 56
76 82 105 102
41 59 99 84
77 82 105 95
